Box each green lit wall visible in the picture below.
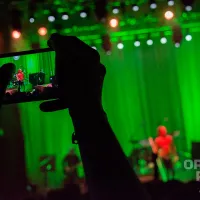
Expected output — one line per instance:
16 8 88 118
1 31 200 187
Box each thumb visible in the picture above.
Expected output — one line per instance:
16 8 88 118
40 99 68 112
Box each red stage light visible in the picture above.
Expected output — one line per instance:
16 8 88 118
38 27 47 36
12 30 21 39
109 18 118 28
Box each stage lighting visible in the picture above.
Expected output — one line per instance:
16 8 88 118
132 4 139 11
160 37 167 44
109 18 118 28
91 43 97 50
102 34 112 53
28 1 36 23
29 17 35 23
112 7 119 14
147 39 153 45
164 11 174 20
149 0 157 9
12 30 21 39
185 34 192 41
95 0 108 21
48 14 55 22
134 40 140 47
185 5 192 11
13 56 20 60
117 42 124 49
61 13 69 20
168 0 174 6
175 43 180 48
38 27 47 36
182 0 194 11
80 11 87 18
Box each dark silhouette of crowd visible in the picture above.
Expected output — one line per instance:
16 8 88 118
22 180 200 200
0 34 199 200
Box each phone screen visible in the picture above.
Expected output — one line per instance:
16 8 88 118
0 48 58 104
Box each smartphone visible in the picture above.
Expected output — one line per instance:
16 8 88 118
0 48 59 104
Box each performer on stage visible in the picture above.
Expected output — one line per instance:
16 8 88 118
149 126 178 180
16 68 25 92
63 148 81 184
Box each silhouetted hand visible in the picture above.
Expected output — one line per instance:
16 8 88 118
40 34 106 115
0 63 15 108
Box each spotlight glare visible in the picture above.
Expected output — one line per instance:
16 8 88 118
168 0 174 6
109 18 118 28
13 56 20 60
185 5 192 12
92 46 97 50
150 3 157 9
185 34 192 41
164 11 174 20
48 16 55 22
29 18 35 23
117 43 124 49
80 11 87 18
132 5 139 11
12 30 21 39
38 27 47 36
160 37 167 44
134 41 140 47
175 43 180 48
112 8 119 14
62 14 69 20
147 39 153 45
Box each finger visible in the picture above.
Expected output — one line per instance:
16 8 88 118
40 99 68 112
0 63 16 106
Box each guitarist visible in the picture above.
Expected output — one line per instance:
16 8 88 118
149 126 179 180
63 148 81 184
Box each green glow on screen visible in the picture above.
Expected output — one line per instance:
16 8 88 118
1 32 200 187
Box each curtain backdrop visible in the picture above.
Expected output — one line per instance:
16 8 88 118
0 51 55 84
0 32 200 188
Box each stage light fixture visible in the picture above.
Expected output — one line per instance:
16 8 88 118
92 46 97 50
164 11 174 20
38 27 47 36
182 0 194 12
132 4 139 11
12 30 21 39
80 11 87 18
94 0 108 21
28 1 36 23
112 7 119 14
13 56 20 60
134 40 140 47
160 37 167 44
48 13 56 22
61 13 69 20
149 0 157 9
168 0 174 6
29 17 35 23
109 18 118 28
185 5 192 11
185 34 192 41
117 42 124 49
147 39 153 45
102 34 112 53
175 43 180 48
